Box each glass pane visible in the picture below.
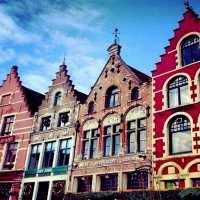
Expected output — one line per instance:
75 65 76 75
129 132 136 153
169 88 178 107
139 119 146 128
104 137 111 156
113 135 120 155
105 126 111 135
180 85 189 105
172 130 192 154
129 121 136 129
84 131 90 139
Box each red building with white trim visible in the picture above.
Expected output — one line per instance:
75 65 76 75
152 3 200 189
0 66 44 200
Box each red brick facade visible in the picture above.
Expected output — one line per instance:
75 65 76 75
0 66 44 200
152 6 200 189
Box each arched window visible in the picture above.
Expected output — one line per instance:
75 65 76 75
88 101 94 113
168 76 189 108
169 115 192 155
54 92 61 106
131 87 139 101
181 35 200 66
105 86 119 108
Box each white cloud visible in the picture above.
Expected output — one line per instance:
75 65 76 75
0 47 16 64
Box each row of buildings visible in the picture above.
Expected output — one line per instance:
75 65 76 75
1 3 200 200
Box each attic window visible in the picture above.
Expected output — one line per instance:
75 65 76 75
99 86 102 91
1 94 11 105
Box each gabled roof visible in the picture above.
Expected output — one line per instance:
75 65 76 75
22 86 44 115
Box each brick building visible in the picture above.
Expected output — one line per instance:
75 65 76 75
21 63 86 200
152 3 200 189
0 66 44 200
70 37 152 194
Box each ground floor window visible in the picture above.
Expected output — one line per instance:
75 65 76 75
22 183 34 200
37 182 49 200
77 177 92 192
0 183 12 200
165 180 185 189
192 178 200 187
127 173 148 189
100 174 118 191
52 181 65 200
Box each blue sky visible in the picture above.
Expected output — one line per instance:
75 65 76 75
0 0 200 95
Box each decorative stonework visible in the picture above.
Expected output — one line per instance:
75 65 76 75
83 119 98 130
126 106 146 121
103 113 120 126
33 135 42 142
61 127 74 137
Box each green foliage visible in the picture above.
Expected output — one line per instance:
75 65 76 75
179 188 200 198
65 190 182 200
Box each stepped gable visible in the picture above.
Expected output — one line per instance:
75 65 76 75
0 66 44 115
40 63 87 108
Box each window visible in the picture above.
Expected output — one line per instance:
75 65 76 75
42 141 56 168
1 116 14 136
77 177 92 192
88 101 94 113
127 173 148 189
22 183 34 200
3 143 18 170
28 144 41 169
100 174 118 191
58 112 69 127
169 115 192 155
54 92 61 106
127 118 146 153
36 182 49 200
165 180 185 189
192 178 200 187
57 139 72 166
131 87 139 101
41 116 51 131
1 94 11 105
103 124 120 157
82 129 98 159
181 35 200 66
105 86 119 108
168 76 189 108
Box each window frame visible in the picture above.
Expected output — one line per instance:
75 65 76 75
181 35 200 66
28 144 42 170
82 129 98 160
41 116 51 131
127 118 146 153
169 115 192 155
54 92 62 106
131 87 139 101
105 86 119 108
127 172 148 189
57 139 72 166
88 101 95 114
57 112 69 127
103 124 120 157
77 177 92 192
167 76 189 108
1 115 15 136
42 141 56 168
100 174 118 191
3 143 18 170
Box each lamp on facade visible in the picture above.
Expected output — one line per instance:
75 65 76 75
74 120 80 132
146 106 150 117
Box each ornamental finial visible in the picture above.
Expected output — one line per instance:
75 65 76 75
113 28 120 44
184 1 193 11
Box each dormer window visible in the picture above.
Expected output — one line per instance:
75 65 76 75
54 92 61 106
181 35 200 66
105 86 119 108
41 116 51 131
131 87 139 101
88 101 94 113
